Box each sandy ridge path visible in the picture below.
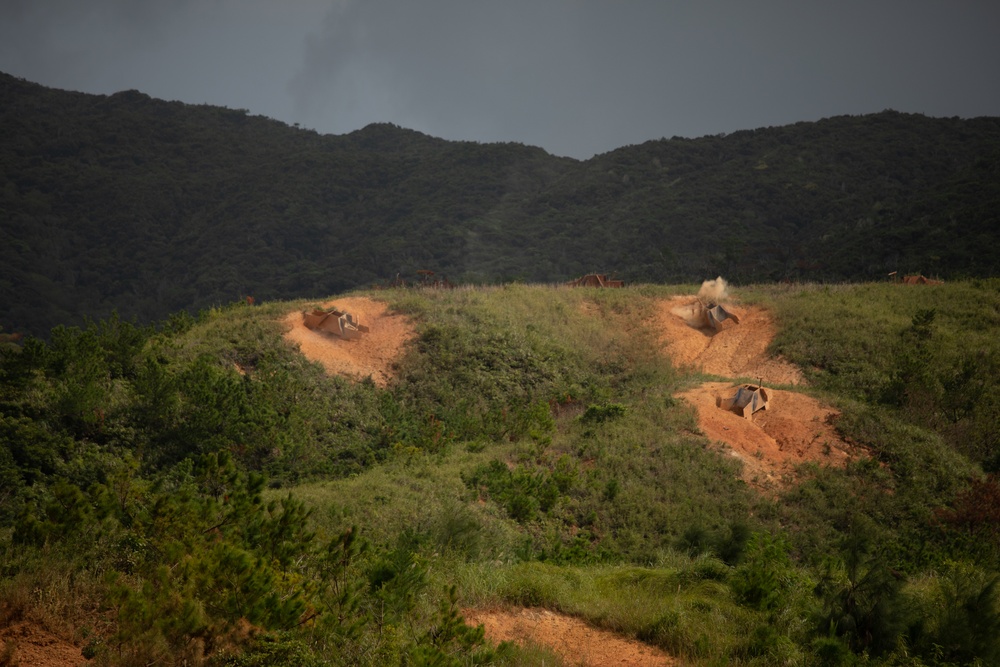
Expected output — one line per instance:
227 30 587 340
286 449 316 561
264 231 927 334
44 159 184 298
464 607 681 667
281 296 415 388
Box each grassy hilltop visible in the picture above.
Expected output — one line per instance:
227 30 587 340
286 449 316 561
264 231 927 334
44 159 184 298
1 281 999 665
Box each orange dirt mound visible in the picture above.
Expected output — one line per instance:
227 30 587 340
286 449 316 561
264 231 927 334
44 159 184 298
0 621 84 667
677 382 857 489
464 607 681 667
652 296 804 385
282 296 415 387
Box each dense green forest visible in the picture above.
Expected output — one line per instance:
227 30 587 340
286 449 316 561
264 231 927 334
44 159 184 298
2 281 999 665
2 71 1000 337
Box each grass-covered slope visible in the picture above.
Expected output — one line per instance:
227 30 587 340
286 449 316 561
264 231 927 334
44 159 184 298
1 282 999 665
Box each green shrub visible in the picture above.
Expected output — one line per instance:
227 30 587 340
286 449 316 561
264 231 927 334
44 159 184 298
731 533 799 612
581 402 627 424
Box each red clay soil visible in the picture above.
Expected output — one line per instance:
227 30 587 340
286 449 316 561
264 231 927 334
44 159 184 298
652 296 863 489
464 607 681 667
0 621 85 667
281 296 415 388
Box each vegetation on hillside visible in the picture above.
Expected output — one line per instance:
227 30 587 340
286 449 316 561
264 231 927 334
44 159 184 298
3 70 1000 336
2 282 999 665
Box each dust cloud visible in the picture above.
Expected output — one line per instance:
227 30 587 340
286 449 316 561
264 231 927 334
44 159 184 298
698 276 729 304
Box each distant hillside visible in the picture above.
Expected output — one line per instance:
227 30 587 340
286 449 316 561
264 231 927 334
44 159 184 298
2 71 999 335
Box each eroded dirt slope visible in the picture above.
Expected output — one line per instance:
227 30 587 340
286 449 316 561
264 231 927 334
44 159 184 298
281 296 415 387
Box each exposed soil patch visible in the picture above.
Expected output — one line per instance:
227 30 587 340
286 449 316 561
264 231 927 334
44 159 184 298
677 382 857 490
651 296 864 489
464 607 681 667
0 621 85 667
652 296 804 385
281 296 415 387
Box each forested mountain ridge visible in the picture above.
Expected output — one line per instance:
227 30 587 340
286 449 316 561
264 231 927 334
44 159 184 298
3 71 999 336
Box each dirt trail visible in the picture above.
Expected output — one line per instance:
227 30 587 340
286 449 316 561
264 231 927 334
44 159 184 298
464 607 680 667
281 296 415 387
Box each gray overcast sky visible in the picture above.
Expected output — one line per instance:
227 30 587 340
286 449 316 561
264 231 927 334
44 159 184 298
2 1 999 159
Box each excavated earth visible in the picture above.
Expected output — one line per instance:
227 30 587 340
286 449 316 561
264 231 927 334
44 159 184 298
653 296 861 490
281 296 415 387
676 381 854 490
